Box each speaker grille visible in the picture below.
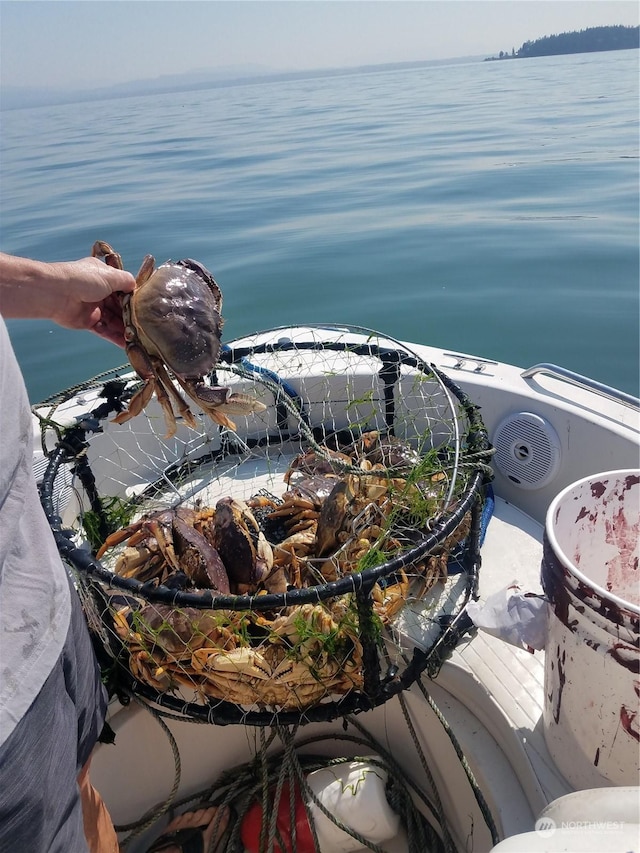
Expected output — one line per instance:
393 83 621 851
493 412 561 489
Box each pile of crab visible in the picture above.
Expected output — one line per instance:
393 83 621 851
96 431 470 710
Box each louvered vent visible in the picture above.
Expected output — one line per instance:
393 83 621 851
33 453 74 516
493 412 561 489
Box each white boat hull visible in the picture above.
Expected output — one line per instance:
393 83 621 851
32 327 639 851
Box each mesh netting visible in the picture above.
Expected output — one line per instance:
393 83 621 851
37 325 492 725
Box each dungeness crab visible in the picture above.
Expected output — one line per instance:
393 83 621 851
92 241 266 437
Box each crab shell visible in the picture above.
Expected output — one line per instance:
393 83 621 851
128 257 224 383
209 497 274 593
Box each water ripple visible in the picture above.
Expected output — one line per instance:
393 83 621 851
1 51 638 401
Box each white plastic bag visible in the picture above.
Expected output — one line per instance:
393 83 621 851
466 581 548 652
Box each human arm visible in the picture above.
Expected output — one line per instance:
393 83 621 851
0 252 136 348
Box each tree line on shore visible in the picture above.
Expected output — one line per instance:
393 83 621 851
485 25 639 61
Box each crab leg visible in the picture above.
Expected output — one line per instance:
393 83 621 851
149 376 182 439
153 360 199 432
267 498 318 517
112 378 156 426
91 241 123 269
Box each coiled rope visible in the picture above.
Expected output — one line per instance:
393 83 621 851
114 680 499 852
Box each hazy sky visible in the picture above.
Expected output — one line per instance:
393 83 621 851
1 1 638 91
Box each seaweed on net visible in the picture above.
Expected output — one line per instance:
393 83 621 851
37 325 493 726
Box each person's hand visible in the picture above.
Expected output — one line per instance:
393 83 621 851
0 252 136 348
48 257 136 347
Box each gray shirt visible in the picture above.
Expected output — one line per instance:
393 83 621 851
0 316 71 747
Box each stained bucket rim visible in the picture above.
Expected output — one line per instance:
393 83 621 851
545 468 640 618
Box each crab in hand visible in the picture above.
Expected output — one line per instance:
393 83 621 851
92 241 266 438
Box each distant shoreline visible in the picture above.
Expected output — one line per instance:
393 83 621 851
485 24 639 62
2 32 638 112
1 55 485 112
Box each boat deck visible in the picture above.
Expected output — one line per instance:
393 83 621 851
438 498 571 837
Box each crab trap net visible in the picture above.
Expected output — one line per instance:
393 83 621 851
37 325 493 726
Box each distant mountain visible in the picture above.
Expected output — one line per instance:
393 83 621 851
485 24 639 61
1 55 483 111
0 65 275 111
103 64 274 95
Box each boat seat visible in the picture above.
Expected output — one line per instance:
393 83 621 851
489 825 640 852
538 786 640 826
490 787 640 852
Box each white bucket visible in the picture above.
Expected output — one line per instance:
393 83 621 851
541 470 640 789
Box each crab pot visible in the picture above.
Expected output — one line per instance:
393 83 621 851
37 325 492 726
541 470 640 788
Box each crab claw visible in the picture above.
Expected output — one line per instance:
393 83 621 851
187 383 266 432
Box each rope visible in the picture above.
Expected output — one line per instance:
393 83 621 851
114 694 500 851
397 693 457 853
115 696 183 849
339 720 444 851
87 607 499 850
111 698 455 852
413 678 501 848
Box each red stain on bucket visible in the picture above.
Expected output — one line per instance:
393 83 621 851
620 704 640 742
608 643 640 673
541 470 640 789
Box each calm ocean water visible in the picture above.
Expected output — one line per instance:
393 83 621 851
2 50 638 403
